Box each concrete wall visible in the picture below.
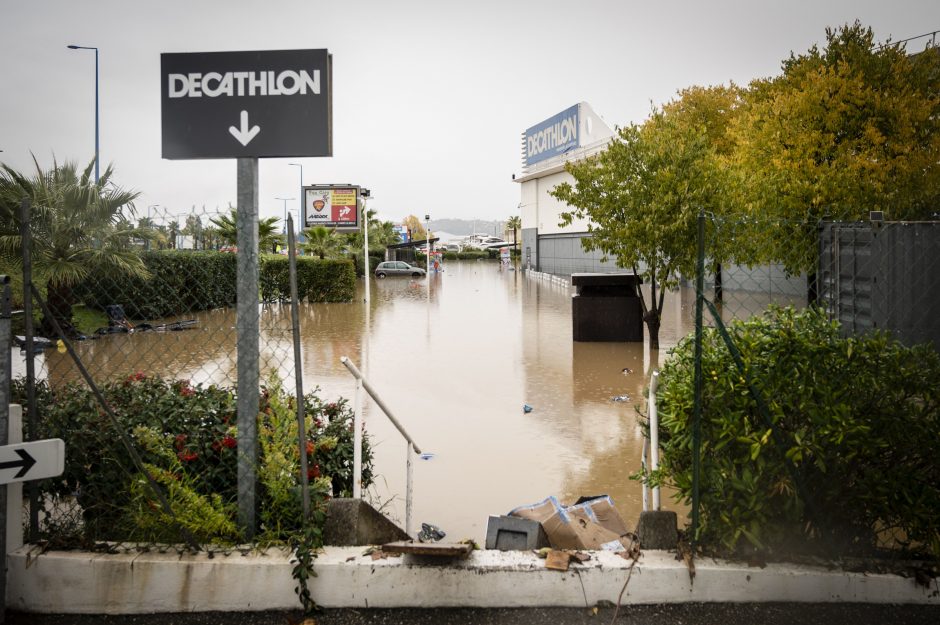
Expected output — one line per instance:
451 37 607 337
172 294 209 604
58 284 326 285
8 546 938 613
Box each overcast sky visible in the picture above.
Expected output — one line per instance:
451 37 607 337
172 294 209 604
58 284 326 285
2 1 939 226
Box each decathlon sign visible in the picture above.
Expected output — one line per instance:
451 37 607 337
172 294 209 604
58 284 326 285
161 49 332 159
524 104 580 166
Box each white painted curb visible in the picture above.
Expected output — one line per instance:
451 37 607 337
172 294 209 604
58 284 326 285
7 545 939 614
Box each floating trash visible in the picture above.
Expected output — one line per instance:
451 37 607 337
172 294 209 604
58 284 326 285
419 452 436 461
523 403 533 413
418 522 446 543
611 395 630 402
621 367 633 375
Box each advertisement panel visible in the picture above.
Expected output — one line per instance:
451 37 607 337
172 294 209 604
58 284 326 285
303 185 360 231
524 104 580 166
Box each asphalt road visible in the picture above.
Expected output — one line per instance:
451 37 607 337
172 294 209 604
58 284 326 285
6 604 940 625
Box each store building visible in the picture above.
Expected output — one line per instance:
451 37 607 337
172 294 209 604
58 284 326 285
515 102 617 274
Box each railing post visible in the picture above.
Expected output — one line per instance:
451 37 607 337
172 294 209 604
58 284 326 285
353 376 363 500
650 370 661 511
406 441 414 537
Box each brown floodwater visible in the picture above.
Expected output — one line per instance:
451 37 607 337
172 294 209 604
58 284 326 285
23 260 799 542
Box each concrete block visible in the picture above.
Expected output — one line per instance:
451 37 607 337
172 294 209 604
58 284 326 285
638 510 678 550
323 498 409 546
485 515 549 550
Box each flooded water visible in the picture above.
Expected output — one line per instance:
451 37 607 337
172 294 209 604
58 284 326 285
25 260 799 542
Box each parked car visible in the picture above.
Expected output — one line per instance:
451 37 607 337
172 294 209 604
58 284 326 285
374 261 426 278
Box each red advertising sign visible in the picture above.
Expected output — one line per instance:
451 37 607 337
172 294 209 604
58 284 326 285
303 185 360 231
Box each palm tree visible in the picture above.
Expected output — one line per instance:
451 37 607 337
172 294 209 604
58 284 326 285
507 215 522 250
0 157 146 337
209 206 283 253
302 226 341 259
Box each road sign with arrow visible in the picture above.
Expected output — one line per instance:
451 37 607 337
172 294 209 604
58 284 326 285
161 49 332 159
0 439 65 485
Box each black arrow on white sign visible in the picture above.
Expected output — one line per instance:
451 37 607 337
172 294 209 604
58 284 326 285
229 110 260 146
0 448 37 479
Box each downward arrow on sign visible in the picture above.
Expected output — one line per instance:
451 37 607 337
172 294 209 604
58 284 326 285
229 110 260 146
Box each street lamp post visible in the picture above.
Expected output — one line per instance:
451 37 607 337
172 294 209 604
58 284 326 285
275 197 295 237
425 214 430 302
361 189 372 306
288 163 303 238
67 44 99 183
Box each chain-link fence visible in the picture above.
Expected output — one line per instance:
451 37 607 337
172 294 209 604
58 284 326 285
656 212 940 560
9 202 365 555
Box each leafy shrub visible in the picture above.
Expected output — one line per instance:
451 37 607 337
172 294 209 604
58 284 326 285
653 306 940 559
13 373 374 546
259 255 355 303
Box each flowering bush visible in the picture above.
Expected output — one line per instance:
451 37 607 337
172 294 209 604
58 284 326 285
13 374 374 546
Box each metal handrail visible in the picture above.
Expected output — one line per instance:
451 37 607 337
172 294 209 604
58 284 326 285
340 356 422 537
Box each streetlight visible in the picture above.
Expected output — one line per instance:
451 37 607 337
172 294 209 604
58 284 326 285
361 189 372 306
275 197 295 235
425 214 430 302
67 44 99 183
288 163 303 236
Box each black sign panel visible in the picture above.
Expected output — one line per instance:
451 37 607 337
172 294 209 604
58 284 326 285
161 49 332 159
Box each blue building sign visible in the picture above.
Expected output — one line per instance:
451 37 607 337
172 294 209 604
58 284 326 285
524 104 579 166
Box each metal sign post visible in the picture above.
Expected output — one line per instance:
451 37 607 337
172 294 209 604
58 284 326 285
162 48 333 538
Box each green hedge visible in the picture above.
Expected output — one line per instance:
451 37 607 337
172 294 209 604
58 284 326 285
79 251 237 319
653 306 940 559
259 255 355 302
78 251 354 319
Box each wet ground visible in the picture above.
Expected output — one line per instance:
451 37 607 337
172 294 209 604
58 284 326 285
8 604 940 625
22 261 799 542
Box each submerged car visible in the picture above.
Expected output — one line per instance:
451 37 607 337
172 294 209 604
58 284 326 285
374 261 426 278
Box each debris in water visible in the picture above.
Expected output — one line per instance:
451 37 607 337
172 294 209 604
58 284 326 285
418 523 446 543
622 367 633 375
611 395 630 402
523 404 533 413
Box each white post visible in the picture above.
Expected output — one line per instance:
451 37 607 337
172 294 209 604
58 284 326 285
353 377 363 499
406 442 414 537
6 405 23 554
650 370 661 511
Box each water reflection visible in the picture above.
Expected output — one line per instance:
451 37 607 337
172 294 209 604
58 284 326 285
23 261 765 541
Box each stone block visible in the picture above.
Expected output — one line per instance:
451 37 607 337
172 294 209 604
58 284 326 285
485 515 549 550
637 510 677 550
323 498 410 546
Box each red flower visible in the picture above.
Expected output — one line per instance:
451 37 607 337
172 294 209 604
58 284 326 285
177 451 198 462
222 435 237 449
174 434 188 450
306 440 315 455
306 464 321 480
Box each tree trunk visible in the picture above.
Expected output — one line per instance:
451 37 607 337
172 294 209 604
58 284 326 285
645 271 660 349
42 281 79 339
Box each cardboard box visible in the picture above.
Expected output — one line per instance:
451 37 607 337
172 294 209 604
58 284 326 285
509 495 632 551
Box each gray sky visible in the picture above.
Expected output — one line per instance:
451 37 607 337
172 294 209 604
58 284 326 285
2 0 939 226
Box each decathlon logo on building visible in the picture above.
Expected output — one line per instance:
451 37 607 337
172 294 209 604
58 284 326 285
524 104 580 166
168 70 321 98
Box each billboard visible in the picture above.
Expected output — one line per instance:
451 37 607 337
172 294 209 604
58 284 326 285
303 185 360 231
161 49 332 159
524 104 579 166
